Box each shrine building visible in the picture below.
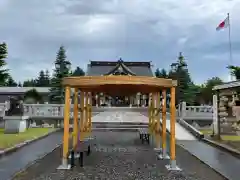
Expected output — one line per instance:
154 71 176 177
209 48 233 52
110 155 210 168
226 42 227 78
86 58 154 107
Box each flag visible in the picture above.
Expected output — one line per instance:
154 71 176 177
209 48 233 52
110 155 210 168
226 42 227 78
216 16 229 31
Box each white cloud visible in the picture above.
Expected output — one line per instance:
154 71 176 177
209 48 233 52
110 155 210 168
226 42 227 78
0 0 240 83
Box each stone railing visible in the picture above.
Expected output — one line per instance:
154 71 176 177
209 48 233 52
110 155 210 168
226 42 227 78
0 102 214 121
177 102 213 120
0 103 75 118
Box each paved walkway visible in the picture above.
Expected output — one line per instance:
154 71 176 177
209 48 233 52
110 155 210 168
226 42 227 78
12 131 225 180
0 131 63 180
1 110 240 180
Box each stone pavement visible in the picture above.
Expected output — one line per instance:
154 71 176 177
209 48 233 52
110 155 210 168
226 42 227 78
0 131 63 180
12 131 225 180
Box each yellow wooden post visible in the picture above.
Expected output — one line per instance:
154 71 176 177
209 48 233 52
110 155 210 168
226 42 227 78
148 93 152 133
167 86 180 170
73 88 78 148
62 86 70 167
161 89 168 159
88 92 92 134
154 91 161 150
84 92 89 137
151 92 156 136
80 90 85 141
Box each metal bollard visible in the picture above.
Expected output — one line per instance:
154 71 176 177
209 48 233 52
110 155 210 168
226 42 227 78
70 150 75 168
87 145 91 156
79 152 83 167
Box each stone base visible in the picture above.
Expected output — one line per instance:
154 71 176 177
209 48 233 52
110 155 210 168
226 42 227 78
57 164 71 170
4 116 29 134
57 159 71 170
165 160 182 171
158 154 170 160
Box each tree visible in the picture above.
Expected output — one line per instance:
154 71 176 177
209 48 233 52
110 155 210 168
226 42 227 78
49 46 71 103
36 70 50 87
227 65 240 80
6 76 17 87
0 42 9 86
72 66 85 76
200 77 223 105
168 52 195 105
23 79 37 87
24 88 42 103
155 68 168 78
18 82 22 87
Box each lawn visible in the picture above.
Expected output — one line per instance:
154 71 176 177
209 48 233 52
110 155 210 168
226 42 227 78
0 128 56 150
200 129 213 135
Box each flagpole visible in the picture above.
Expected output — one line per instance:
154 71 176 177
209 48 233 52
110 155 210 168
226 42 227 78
228 13 233 81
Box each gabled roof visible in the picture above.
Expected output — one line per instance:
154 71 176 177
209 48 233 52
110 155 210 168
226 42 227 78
213 80 240 90
86 59 154 76
104 59 136 75
0 87 50 93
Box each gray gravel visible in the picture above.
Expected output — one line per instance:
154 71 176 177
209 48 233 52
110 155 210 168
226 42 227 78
12 131 226 180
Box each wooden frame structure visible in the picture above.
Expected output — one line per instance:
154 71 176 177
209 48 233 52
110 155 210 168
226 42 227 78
59 76 178 170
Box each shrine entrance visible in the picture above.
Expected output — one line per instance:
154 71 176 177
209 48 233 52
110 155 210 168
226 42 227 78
59 75 178 170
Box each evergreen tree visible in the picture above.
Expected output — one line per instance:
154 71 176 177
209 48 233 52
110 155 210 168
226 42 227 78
36 70 50 87
155 68 168 78
49 46 71 103
72 66 85 76
23 79 37 87
18 82 22 87
168 52 194 105
6 76 17 87
0 42 9 86
45 70 51 86
36 70 45 87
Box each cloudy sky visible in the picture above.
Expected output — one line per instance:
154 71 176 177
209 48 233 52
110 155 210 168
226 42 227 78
0 0 239 84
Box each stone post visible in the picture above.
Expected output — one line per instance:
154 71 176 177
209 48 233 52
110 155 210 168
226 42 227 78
213 94 218 135
180 102 186 120
95 94 99 107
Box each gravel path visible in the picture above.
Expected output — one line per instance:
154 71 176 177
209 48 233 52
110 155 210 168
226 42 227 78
12 131 226 180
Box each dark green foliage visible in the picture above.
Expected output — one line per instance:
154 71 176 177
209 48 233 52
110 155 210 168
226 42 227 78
200 77 223 104
6 76 17 87
155 68 168 78
72 66 85 76
24 88 42 102
49 46 71 103
0 42 9 86
23 79 37 87
168 52 194 104
227 65 240 80
36 70 50 87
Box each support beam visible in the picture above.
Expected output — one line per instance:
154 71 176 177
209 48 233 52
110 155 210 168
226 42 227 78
88 92 92 134
84 92 89 137
166 87 181 171
58 86 71 169
73 88 79 148
155 91 161 150
80 90 85 141
148 93 153 134
159 89 169 159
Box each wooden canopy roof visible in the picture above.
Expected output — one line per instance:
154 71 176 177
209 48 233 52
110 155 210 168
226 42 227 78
62 76 177 95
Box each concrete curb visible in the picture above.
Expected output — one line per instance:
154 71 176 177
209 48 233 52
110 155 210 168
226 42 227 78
11 143 62 179
201 138 240 159
0 128 61 158
177 118 204 139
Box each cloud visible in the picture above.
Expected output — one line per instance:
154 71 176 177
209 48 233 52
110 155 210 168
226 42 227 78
0 0 240 84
